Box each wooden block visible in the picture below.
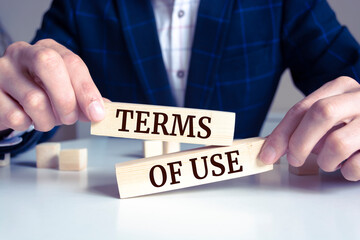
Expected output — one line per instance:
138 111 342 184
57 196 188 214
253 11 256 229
59 148 88 171
289 153 319 176
116 137 273 198
36 143 61 169
163 141 181 154
91 102 235 146
0 153 10 167
143 140 163 158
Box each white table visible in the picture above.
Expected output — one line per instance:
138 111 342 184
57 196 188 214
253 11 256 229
1 119 360 240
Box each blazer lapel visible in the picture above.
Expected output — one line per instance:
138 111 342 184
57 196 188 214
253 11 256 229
116 0 176 106
185 0 235 108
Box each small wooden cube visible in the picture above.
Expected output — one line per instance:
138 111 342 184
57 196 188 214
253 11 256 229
0 153 10 167
289 153 319 176
143 140 163 158
36 142 61 169
59 148 87 171
163 141 181 154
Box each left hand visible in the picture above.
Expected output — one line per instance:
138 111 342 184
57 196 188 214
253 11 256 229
260 76 360 181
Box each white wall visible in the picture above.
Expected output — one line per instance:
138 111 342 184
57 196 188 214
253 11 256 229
0 0 359 138
0 0 52 42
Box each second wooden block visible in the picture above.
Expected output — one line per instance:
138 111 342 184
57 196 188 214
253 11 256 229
59 148 88 171
36 143 61 169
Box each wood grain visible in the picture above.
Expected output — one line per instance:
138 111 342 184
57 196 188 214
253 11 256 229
116 137 273 198
91 102 235 146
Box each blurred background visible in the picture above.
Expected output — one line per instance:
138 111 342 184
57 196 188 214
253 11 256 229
0 0 359 140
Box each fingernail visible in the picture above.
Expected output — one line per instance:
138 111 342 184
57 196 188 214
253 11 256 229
88 101 105 122
62 111 78 124
287 153 301 167
260 145 276 164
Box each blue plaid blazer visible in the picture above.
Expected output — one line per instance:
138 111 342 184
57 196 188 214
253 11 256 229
4 0 360 155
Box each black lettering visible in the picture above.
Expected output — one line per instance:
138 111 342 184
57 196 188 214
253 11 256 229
151 112 169 135
197 116 211 139
116 109 134 132
210 153 225 177
134 111 150 133
167 161 182 185
189 156 209 180
170 114 196 137
149 165 167 187
226 150 243 174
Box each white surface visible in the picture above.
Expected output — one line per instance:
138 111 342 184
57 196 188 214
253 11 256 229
1 120 360 240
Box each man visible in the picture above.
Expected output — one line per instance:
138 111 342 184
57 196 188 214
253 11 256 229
1 0 360 181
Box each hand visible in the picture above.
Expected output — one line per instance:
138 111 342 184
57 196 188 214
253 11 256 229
260 76 360 181
0 39 105 132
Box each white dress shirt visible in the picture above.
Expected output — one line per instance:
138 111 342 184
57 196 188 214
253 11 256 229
151 0 200 106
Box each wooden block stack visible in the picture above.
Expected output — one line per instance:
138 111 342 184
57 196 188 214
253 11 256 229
31 102 323 198
90 102 276 198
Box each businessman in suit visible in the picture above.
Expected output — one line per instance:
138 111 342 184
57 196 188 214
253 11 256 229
1 0 360 181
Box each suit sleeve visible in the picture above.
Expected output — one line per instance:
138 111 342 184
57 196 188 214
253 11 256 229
32 0 79 52
0 0 79 156
282 0 360 95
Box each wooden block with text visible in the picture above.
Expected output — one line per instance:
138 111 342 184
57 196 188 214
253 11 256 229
91 102 235 146
289 153 319 176
0 153 10 167
143 140 163 158
163 141 181 154
59 148 88 171
116 137 273 198
36 143 61 169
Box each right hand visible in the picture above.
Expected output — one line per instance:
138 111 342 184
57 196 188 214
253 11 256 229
0 39 105 132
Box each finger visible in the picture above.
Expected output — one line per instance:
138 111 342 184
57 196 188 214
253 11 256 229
311 123 346 154
316 118 360 172
103 97 111 103
0 90 31 131
3 72 57 132
260 77 360 164
341 151 360 181
20 43 78 125
3 41 76 125
2 41 30 63
288 92 360 167
78 97 110 122
259 105 305 164
35 39 105 122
